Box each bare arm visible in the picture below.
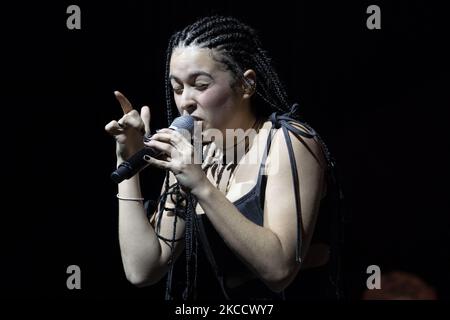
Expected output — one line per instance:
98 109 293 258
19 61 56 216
118 171 185 287
105 91 185 286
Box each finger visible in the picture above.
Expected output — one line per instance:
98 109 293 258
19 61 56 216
168 130 192 149
105 120 123 135
117 117 125 128
143 155 171 170
159 128 191 144
145 139 175 157
168 130 189 144
147 132 181 145
156 128 172 134
117 110 142 130
114 91 133 114
140 106 151 135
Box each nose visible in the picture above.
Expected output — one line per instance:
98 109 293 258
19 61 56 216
179 89 197 115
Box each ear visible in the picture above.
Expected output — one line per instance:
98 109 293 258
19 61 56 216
242 69 256 100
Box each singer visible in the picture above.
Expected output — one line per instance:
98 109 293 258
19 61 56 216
105 16 343 300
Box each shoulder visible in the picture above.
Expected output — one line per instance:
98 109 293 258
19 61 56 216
268 120 328 172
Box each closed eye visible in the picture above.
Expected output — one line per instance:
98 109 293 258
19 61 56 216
195 83 209 91
172 86 183 95
171 82 210 95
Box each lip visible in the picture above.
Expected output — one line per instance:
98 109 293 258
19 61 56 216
191 115 203 121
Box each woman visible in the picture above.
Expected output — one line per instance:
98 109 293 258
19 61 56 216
105 16 343 300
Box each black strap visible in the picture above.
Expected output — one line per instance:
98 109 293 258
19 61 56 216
254 125 273 202
266 104 321 263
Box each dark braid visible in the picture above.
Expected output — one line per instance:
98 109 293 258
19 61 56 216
153 172 183 300
164 33 177 125
160 16 297 300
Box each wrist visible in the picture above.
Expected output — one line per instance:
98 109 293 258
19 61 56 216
116 158 125 167
116 141 144 165
190 177 213 200
117 171 140 188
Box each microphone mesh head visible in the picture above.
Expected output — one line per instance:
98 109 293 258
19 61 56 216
169 115 195 133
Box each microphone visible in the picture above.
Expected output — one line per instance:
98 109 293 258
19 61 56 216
111 115 195 183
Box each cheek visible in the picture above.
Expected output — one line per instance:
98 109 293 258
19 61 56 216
202 86 234 107
173 96 182 114
200 86 238 119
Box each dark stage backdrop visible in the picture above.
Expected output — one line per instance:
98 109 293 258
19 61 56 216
2 0 448 301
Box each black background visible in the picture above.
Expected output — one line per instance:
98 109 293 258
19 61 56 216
1 0 449 302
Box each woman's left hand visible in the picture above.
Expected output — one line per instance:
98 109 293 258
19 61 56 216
143 128 208 194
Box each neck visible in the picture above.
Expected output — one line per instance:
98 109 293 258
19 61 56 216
226 110 254 143
214 107 260 164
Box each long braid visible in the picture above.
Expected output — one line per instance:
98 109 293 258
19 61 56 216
254 47 290 108
164 34 176 125
182 193 199 300
154 171 185 300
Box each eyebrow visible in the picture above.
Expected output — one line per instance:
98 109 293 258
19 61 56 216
169 71 213 82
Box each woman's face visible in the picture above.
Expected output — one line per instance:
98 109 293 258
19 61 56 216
169 46 244 132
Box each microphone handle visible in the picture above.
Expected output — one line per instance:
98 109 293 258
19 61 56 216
111 147 162 184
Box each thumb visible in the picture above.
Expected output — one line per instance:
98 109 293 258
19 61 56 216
140 106 151 135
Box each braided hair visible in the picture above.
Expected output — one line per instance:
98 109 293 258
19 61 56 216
164 16 292 126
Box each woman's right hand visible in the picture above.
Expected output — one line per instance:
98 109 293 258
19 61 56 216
105 91 151 163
